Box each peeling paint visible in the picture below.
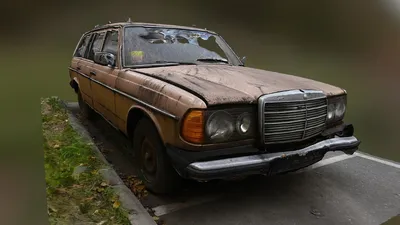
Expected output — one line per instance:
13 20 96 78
133 65 345 105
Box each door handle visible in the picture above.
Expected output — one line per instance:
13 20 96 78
90 71 96 76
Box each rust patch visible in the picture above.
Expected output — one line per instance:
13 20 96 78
133 64 345 105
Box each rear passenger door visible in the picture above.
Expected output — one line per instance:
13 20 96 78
87 29 120 126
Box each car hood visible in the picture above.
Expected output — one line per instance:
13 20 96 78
131 65 345 105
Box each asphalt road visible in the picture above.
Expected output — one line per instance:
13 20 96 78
66 102 400 225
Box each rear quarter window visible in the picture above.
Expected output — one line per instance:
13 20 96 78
74 34 91 58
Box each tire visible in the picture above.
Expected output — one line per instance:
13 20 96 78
133 118 182 194
77 91 95 120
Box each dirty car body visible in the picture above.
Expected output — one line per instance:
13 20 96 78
68 21 360 193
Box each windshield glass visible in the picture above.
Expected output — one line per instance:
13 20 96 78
123 26 241 67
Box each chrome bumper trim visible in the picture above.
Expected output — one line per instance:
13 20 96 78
187 136 359 172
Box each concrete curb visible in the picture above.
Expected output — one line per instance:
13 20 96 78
61 101 157 225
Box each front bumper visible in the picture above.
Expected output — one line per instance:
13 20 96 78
168 135 360 181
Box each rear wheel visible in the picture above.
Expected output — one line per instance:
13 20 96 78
77 91 94 119
133 118 182 194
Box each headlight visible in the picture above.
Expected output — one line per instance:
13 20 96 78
327 104 335 121
335 101 346 117
327 95 347 123
181 108 255 144
205 111 234 141
236 113 252 135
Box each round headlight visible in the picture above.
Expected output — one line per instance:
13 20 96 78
206 111 234 141
335 102 346 118
327 104 335 121
236 113 252 134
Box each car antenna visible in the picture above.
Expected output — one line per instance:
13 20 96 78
127 17 132 23
108 21 112 24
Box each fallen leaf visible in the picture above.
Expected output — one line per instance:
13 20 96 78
96 187 105 193
97 220 107 225
133 179 143 186
47 203 58 213
111 195 118 202
153 216 159 221
53 144 60 149
112 201 120 209
72 184 83 188
100 182 108 187
84 197 94 201
136 184 146 192
56 188 67 194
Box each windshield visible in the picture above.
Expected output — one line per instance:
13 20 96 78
123 26 242 67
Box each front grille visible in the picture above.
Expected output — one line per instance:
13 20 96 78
262 97 327 144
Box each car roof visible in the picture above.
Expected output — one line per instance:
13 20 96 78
87 22 217 34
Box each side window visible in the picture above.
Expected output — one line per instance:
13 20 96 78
74 34 91 58
88 32 106 60
102 30 119 55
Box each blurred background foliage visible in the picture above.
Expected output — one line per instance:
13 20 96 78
0 1 400 223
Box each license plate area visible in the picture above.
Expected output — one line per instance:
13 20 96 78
267 150 326 174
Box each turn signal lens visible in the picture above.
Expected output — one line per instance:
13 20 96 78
181 110 204 144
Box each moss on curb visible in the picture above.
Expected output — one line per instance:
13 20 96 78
42 97 130 225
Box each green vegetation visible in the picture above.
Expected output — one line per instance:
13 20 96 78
42 97 130 225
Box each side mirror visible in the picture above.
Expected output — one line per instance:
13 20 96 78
241 56 246 65
94 52 116 68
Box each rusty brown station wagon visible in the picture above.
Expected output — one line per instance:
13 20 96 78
68 20 361 194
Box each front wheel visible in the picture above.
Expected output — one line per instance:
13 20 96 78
133 118 182 194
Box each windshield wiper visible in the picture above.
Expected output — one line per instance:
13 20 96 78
196 58 229 64
154 60 197 65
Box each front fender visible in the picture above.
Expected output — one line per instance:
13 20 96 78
127 105 166 143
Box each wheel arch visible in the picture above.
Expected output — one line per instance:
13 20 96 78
69 77 80 93
126 105 166 144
